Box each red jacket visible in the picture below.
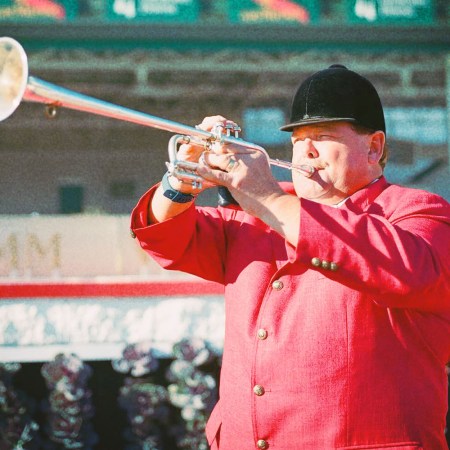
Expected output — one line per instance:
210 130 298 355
131 177 450 450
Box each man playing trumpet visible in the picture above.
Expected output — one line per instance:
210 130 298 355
131 65 450 450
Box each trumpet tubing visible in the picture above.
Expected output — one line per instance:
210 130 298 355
0 37 314 186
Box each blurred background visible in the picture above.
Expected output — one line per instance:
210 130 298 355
0 0 449 448
1 0 449 215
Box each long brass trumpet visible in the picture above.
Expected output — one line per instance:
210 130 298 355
0 37 314 187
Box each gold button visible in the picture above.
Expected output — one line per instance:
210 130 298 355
257 439 269 449
257 329 268 340
311 257 321 267
253 385 265 396
130 229 136 239
330 262 338 271
321 260 330 270
272 280 283 290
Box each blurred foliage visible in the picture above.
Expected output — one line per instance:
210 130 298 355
111 338 220 450
0 363 40 450
0 340 220 449
40 354 98 449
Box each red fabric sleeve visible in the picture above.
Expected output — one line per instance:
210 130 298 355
296 189 450 312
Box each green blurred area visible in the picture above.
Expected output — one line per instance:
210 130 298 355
0 0 448 25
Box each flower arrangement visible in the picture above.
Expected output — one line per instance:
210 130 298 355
166 338 219 450
113 341 170 449
40 353 98 449
112 339 219 449
2 339 222 449
0 362 39 450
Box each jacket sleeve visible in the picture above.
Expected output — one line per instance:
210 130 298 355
130 185 229 284
295 190 450 312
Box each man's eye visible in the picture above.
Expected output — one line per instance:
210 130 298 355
316 134 333 140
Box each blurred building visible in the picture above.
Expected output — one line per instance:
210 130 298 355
0 0 449 216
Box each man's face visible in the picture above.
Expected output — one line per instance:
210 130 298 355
291 121 379 205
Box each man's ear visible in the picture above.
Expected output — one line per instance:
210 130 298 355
367 131 385 165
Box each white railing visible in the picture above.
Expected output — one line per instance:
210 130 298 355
0 215 225 362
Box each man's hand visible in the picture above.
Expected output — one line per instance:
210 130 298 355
195 117 284 216
196 116 301 246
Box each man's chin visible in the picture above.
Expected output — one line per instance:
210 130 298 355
296 189 332 202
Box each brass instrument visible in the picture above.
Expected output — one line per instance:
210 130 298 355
0 37 314 188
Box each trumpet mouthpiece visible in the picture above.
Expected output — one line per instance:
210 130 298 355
292 164 315 177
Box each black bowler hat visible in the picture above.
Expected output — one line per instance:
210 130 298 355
280 65 386 133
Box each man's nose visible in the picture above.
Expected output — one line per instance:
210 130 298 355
296 138 319 159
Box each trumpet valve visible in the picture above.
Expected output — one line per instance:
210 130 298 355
212 121 241 139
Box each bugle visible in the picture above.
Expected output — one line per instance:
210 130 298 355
0 37 314 188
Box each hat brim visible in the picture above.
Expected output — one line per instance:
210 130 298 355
279 117 357 132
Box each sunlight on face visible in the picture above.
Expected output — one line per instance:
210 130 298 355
291 122 379 205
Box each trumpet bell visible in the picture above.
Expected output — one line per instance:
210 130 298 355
0 37 28 121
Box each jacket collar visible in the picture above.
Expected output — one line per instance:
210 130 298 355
344 176 388 212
